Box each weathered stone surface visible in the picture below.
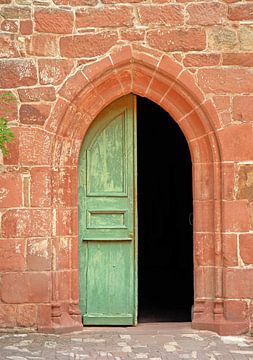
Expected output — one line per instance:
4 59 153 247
1 19 18 32
27 238 51 271
1 272 50 303
147 29 206 51
0 172 22 207
38 59 74 85
35 8 74 34
60 32 118 58
187 2 227 25
208 27 238 50
20 103 51 125
53 237 70 270
0 90 18 122
217 124 253 161
19 128 53 165
183 53 220 67
0 305 17 327
2 209 52 237
0 59 37 88
224 300 248 321
18 86 56 102
0 35 19 58
223 53 253 67
54 0 97 4
30 167 52 207
0 239 25 271
233 96 253 122
223 234 238 266
26 34 58 56
240 234 253 265
76 7 134 27
120 29 145 41
17 304 37 327
20 19 33 34
138 5 184 26
239 27 253 51
198 69 253 93
236 165 253 201
229 3 253 21
224 269 253 298
223 200 250 232
0 6 31 19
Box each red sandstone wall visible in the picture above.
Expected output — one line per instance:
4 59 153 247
0 0 253 333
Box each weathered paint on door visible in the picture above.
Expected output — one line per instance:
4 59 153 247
78 94 137 325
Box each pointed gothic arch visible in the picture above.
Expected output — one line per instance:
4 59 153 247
45 45 247 335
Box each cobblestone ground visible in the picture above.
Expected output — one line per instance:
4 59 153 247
1 323 253 360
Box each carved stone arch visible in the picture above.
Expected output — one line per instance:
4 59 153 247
46 45 247 335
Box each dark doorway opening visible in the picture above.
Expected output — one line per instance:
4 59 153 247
137 96 193 323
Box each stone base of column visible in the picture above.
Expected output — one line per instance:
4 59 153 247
192 318 249 335
38 302 83 334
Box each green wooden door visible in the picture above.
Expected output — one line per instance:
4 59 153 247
78 94 137 325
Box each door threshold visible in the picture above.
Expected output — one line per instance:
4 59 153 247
80 322 192 333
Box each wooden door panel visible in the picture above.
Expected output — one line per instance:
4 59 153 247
84 242 134 325
86 113 127 196
79 94 137 325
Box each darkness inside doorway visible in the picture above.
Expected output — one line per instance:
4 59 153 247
137 96 193 323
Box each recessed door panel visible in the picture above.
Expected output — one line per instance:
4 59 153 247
84 242 134 325
86 114 126 196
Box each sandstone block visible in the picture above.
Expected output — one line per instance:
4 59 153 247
0 305 17 327
198 69 253 93
19 128 53 165
138 5 183 26
26 34 58 56
222 200 250 232
0 172 22 207
236 165 253 201
187 2 226 25
39 59 74 86
60 32 118 58
224 269 253 298
229 4 253 21
217 123 253 161
27 238 51 271
147 29 206 52
0 239 25 271
239 27 253 51
0 59 37 88
35 8 74 34
17 304 37 327
76 6 134 27
2 209 52 237
18 86 56 102
20 104 51 125
1 273 50 303
30 167 51 207
224 300 248 321
20 19 33 35
0 6 31 19
240 234 253 265
233 96 253 122
208 27 238 51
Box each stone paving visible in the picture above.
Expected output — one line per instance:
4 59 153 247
1 323 253 360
